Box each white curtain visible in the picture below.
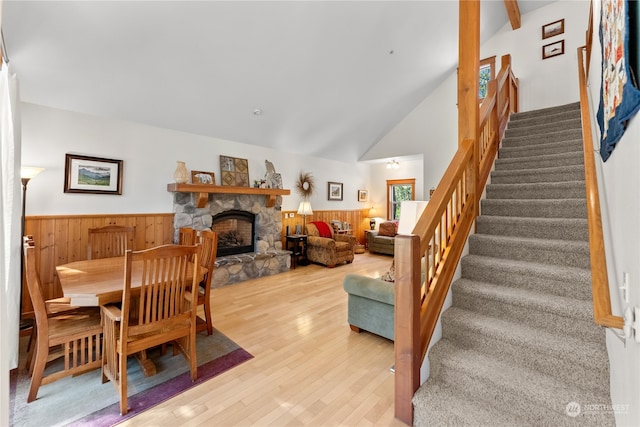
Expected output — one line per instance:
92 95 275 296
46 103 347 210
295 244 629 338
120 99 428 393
0 57 22 424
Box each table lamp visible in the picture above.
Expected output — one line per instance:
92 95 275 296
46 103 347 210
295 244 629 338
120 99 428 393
368 207 376 230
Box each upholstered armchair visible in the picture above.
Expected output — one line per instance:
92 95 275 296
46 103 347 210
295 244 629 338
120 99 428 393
305 221 356 268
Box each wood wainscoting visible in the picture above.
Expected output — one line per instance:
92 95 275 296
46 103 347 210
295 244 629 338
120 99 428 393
281 209 371 245
21 213 175 317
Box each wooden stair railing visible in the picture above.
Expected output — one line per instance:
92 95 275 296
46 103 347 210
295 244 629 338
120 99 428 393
394 53 518 425
577 44 624 330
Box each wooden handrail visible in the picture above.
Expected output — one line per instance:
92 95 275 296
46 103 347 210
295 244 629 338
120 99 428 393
576 45 624 329
394 52 518 424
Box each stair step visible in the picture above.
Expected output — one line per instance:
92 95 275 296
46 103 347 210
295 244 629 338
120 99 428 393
422 339 615 426
499 139 583 158
461 254 592 300
508 108 581 129
441 306 609 390
476 215 589 241
486 181 586 200
495 151 583 170
469 234 590 268
504 118 582 138
490 165 585 184
413 378 532 427
481 198 587 218
450 280 604 344
502 128 584 147
510 102 581 121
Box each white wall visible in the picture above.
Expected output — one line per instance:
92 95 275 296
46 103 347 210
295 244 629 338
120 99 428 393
588 1 640 424
365 1 590 196
20 103 372 215
368 157 424 221
362 73 458 197
482 1 589 111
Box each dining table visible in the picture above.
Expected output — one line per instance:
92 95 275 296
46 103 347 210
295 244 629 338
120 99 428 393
55 255 207 377
56 256 206 307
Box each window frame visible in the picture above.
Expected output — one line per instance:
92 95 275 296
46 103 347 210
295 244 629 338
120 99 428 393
386 178 416 221
478 55 496 100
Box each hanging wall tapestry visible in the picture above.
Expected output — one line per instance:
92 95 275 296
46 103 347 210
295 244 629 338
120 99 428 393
597 0 640 162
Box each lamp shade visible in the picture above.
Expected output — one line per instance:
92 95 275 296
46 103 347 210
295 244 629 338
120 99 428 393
297 201 313 216
21 166 44 180
397 201 429 235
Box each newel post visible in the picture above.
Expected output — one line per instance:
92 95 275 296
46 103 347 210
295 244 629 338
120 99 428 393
394 234 422 424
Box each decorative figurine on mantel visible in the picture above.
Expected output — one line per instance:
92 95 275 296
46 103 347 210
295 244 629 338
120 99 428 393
265 160 283 189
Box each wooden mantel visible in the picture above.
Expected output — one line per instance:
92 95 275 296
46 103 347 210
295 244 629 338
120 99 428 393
167 183 291 208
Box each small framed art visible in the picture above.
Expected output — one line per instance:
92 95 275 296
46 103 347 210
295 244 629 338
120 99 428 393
328 182 343 201
358 190 368 202
191 170 215 185
64 154 123 195
542 40 564 59
542 19 564 39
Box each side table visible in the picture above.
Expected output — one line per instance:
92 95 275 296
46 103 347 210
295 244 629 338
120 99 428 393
286 234 308 269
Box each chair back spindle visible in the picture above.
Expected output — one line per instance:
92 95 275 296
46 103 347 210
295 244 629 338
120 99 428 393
87 225 135 260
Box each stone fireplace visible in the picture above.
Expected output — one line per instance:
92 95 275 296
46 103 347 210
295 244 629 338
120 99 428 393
211 210 256 257
172 191 290 288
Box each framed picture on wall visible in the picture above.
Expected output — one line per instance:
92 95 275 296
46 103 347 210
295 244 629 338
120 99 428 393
357 190 368 202
328 182 343 201
542 19 564 39
64 153 123 195
542 39 565 59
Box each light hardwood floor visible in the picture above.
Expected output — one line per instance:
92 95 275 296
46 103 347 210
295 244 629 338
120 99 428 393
121 252 406 426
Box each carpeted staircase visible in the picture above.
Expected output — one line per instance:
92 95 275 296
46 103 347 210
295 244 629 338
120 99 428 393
412 102 616 426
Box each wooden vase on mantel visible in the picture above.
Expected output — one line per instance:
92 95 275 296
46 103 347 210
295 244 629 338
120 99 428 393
174 161 188 184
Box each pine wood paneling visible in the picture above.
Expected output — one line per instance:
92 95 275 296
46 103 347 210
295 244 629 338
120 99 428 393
21 213 175 317
281 209 370 245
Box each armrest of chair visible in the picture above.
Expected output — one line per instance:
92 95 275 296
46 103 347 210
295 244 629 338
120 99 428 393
335 234 357 246
307 236 336 250
101 304 122 322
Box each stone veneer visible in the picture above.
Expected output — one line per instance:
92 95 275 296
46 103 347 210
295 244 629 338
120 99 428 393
172 192 290 288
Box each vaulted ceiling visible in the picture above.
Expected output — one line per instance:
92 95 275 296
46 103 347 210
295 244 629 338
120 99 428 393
1 1 554 162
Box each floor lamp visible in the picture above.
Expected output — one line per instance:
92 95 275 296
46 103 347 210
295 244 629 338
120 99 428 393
297 200 313 235
20 166 44 330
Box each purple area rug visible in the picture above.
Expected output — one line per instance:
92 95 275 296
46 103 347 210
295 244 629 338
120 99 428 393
10 330 252 426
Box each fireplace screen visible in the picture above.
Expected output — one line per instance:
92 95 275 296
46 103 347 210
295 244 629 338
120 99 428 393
211 210 256 257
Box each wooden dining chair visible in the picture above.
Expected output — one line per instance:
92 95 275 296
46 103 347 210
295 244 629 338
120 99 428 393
195 230 218 335
23 235 98 369
87 225 135 260
101 244 200 415
178 227 198 246
23 237 103 403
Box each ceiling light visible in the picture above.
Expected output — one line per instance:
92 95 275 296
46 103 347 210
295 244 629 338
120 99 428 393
386 160 400 169
253 108 263 116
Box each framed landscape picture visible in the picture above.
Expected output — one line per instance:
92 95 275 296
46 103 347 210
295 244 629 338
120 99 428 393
542 19 564 39
64 154 123 195
328 182 343 201
358 189 368 202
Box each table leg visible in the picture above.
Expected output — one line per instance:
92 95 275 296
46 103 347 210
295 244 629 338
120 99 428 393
135 350 157 377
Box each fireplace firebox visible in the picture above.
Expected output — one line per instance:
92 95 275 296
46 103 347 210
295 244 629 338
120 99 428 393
211 210 256 257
